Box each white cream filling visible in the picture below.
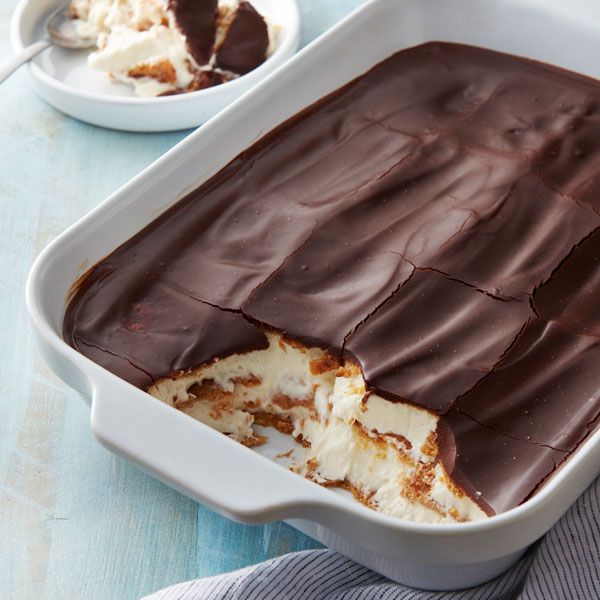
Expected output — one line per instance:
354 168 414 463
330 371 438 462
70 0 278 96
149 332 487 523
304 418 441 522
429 463 487 523
71 0 168 36
90 24 195 96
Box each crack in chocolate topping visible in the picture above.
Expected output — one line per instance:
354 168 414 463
63 43 600 516
74 337 156 389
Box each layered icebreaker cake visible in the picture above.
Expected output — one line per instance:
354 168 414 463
64 43 600 522
69 0 277 96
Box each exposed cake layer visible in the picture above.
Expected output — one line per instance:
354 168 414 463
149 331 486 523
69 0 274 96
64 43 600 518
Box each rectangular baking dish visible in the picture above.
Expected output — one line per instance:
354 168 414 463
26 0 600 590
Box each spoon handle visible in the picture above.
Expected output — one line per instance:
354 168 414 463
0 40 52 85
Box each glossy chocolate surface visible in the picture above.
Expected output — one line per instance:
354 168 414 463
215 1 269 74
437 411 566 515
345 270 533 413
534 228 600 337
169 0 217 65
170 0 268 75
64 43 600 515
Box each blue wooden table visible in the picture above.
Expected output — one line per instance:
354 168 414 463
0 1 365 598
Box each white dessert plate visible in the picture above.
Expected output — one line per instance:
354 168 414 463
26 0 600 590
10 0 300 131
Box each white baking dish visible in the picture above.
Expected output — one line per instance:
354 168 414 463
26 0 600 590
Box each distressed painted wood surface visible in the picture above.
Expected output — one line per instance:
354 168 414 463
0 1 365 598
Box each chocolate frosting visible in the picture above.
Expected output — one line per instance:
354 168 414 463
215 1 269 74
169 0 218 65
63 266 268 386
437 411 566 515
63 43 600 515
453 320 600 452
345 271 533 413
243 214 416 350
534 228 600 337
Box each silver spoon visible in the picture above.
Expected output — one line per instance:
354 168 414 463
0 5 97 85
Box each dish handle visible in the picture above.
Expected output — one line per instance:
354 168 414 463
90 372 341 525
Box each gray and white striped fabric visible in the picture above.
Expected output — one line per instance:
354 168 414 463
143 477 600 600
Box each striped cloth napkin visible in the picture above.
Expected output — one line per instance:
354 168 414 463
142 477 600 600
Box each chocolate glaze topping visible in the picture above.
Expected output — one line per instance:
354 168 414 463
437 411 566 515
345 271 533 413
63 266 268 388
169 0 218 66
169 0 269 79
63 43 600 515
215 1 269 74
534 228 600 337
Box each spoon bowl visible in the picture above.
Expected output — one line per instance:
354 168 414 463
46 5 97 49
0 3 96 84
